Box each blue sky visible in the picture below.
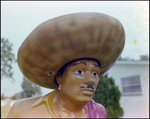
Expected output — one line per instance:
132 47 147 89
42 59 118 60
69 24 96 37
1 1 149 97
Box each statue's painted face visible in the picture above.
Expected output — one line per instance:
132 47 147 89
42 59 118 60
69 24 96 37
57 59 101 103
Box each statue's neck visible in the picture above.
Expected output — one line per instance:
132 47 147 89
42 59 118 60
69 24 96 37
52 90 87 118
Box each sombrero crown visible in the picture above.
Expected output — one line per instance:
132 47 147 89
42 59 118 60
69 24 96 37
17 12 125 89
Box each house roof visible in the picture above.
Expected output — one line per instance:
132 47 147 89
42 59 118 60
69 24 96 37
116 60 149 65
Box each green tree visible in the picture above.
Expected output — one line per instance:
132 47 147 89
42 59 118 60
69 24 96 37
1 93 6 100
10 94 18 100
118 56 128 61
93 73 123 118
1 37 16 81
140 55 149 60
118 56 135 61
20 77 42 98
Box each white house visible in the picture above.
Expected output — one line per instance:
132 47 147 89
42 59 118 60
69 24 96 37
106 60 149 118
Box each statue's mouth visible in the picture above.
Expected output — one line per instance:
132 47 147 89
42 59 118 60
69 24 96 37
80 86 94 90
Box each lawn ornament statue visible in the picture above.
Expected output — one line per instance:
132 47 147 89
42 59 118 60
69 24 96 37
7 12 125 118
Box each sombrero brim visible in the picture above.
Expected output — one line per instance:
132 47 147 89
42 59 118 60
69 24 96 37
17 12 125 89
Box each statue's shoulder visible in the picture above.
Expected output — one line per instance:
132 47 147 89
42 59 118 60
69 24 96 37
6 96 41 118
13 96 42 109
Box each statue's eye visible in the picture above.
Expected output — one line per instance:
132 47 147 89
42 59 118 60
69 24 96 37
75 70 84 74
92 71 98 77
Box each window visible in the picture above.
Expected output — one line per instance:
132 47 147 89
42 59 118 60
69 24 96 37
121 75 142 95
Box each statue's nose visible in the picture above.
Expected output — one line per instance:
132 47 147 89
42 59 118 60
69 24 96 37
82 72 96 86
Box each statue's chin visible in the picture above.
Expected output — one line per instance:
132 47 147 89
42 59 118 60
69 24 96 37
76 95 93 104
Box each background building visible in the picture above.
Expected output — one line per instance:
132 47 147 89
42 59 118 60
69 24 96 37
106 60 149 118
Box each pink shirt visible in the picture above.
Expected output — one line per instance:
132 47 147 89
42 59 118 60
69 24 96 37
86 99 107 118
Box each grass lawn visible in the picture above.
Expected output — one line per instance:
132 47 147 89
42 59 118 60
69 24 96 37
1 107 11 118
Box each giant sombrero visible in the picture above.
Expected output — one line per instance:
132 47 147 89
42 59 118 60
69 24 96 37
17 12 125 89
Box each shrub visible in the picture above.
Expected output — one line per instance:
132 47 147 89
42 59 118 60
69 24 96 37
93 73 123 118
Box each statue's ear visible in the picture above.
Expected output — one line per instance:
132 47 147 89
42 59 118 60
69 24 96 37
56 73 62 85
